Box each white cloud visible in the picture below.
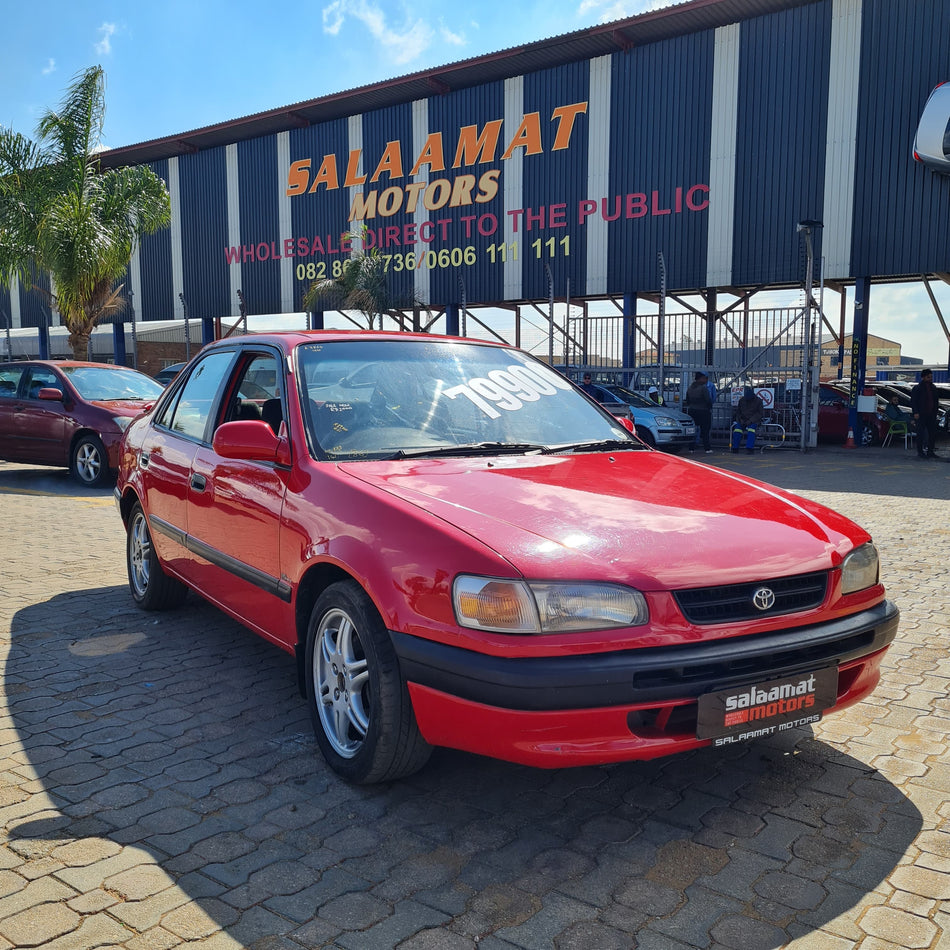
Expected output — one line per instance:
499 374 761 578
41 58 56 75
439 19 467 47
577 0 668 23
95 22 116 56
322 1 345 35
321 0 437 65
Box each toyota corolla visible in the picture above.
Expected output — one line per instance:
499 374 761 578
114 332 898 783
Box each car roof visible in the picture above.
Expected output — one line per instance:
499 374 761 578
3 359 135 370
201 329 492 353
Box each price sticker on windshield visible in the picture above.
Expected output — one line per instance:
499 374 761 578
444 364 571 419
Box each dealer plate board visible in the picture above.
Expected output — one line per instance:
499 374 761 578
696 666 838 744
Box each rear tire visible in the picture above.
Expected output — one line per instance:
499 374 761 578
305 580 431 784
126 503 187 611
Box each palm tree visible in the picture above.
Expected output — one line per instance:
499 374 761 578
302 233 425 330
0 66 171 359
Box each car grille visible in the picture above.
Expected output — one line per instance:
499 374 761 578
673 571 827 624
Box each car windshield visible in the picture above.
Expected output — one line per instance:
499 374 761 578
295 339 636 460
605 386 660 410
62 366 164 401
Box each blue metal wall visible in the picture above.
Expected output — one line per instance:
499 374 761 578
521 60 590 301
179 147 230 317
98 0 950 324
733 2 830 287
608 31 715 293
427 80 507 305
138 160 174 321
237 136 281 315
852 0 950 276
288 117 351 312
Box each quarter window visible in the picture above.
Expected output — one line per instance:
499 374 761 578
0 368 24 397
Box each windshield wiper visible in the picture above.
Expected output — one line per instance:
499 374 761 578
390 441 547 459
545 438 645 454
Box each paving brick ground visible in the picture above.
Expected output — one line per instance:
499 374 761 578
0 443 947 950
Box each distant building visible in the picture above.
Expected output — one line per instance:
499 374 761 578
820 334 922 380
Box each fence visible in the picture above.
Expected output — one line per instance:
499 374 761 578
3 303 819 444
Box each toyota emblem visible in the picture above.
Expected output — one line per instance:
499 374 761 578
752 587 776 611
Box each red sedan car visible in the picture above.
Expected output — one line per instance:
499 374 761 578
0 360 164 486
115 332 898 783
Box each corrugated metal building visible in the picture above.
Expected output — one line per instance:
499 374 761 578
3 0 948 344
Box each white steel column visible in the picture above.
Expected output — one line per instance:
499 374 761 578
706 22 740 287
586 55 611 296
504 76 524 301
412 98 431 307
10 274 21 328
277 132 294 313
167 157 184 318
226 143 242 315
348 113 365 254
822 0 862 279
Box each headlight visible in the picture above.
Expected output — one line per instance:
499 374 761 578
453 575 649 633
112 416 133 431
840 543 879 594
654 416 677 426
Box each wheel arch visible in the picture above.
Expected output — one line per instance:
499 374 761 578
293 561 364 696
116 485 142 529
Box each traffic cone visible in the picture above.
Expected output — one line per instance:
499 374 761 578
844 427 856 448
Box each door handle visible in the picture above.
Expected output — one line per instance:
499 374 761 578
140 451 150 468
190 473 206 492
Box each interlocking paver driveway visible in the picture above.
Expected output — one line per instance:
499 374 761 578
0 445 947 949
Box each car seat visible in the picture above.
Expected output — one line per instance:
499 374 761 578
261 398 283 435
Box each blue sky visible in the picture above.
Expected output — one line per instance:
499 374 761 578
0 0 657 149
1 0 948 362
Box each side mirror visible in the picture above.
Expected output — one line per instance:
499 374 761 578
37 387 64 401
619 417 635 433
212 420 291 466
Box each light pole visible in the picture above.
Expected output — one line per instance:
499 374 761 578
797 220 823 450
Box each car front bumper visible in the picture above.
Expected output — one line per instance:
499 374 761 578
392 600 899 767
655 428 695 446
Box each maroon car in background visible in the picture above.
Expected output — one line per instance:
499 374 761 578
0 360 163 486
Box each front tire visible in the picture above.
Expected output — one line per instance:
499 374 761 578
71 434 109 486
306 581 431 784
126 503 187 611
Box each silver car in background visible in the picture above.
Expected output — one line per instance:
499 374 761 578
586 382 696 451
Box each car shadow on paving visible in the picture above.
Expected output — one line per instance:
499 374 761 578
2 584 923 949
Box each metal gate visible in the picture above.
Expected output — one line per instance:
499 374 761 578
566 305 818 446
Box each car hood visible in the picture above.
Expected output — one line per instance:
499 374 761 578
340 452 864 589
633 404 692 423
89 398 156 417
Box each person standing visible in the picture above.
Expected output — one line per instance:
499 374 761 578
911 369 940 459
731 386 764 454
685 371 713 453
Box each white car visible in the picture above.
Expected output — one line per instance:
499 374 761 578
914 82 950 174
